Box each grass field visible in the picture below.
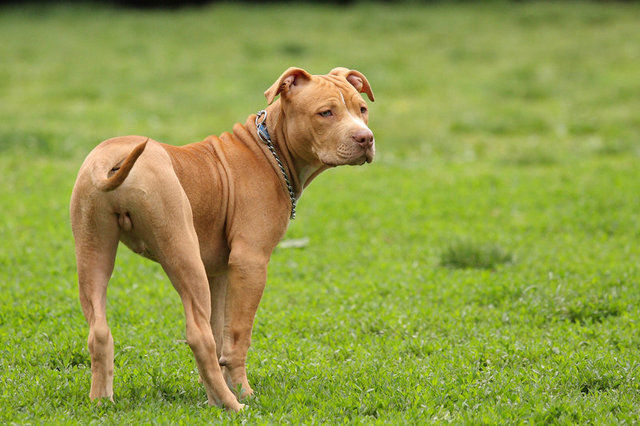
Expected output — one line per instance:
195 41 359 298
2 1 640 423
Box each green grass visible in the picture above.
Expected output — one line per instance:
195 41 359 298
2 1 640 423
440 239 513 270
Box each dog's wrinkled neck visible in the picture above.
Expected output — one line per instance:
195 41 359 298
265 102 329 192
261 104 301 201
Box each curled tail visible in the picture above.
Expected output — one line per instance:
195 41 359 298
94 139 148 191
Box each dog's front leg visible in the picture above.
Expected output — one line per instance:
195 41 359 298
219 246 269 398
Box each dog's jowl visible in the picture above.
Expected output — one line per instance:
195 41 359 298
70 67 375 411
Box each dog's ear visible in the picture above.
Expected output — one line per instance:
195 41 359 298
264 67 312 105
329 67 375 102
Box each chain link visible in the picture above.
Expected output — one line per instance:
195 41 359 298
255 110 297 220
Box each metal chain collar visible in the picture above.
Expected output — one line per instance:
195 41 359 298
255 110 297 220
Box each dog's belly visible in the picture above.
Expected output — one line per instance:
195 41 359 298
117 216 230 273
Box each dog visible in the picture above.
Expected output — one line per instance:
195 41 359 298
70 67 375 411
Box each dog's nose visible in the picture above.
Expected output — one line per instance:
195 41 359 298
352 129 374 148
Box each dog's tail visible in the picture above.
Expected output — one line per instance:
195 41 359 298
93 139 148 191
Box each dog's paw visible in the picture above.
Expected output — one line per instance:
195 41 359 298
238 386 254 400
91 395 114 405
222 367 254 399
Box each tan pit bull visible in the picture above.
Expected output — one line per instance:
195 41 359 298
69 67 375 411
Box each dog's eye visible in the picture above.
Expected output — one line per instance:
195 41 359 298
360 106 368 114
319 110 333 118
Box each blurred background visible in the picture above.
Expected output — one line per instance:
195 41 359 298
2 1 638 164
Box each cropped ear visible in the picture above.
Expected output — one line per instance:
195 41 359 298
264 67 312 105
329 67 375 101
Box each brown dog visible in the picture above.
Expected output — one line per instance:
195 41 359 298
70 67 375 411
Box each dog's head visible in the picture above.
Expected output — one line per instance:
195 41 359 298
265 67 375 167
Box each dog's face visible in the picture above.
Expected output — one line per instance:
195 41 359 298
265 67 375 167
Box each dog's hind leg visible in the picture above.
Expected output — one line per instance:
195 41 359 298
159 246 242 411
133 177 243 411
71 204 119 402
195 273 227 386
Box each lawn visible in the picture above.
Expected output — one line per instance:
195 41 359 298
1 1 640 423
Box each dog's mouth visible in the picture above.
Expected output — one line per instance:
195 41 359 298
341 149 374 166
348 153 371 166
359 143 375 164
320 142 375 166
364 148 374 164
